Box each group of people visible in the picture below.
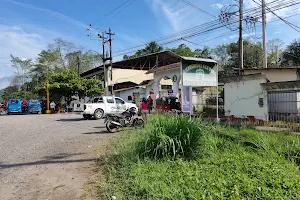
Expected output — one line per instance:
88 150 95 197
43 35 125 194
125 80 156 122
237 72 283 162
140 92 154 115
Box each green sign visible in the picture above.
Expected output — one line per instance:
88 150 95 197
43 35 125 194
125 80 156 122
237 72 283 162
172 75 178 82
182 61 217 87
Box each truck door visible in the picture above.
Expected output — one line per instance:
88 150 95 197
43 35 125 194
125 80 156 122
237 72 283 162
115 97 126 113
105 97 116 114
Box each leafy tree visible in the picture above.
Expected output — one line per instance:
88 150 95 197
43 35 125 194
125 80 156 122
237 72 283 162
143 41 163 54
194 46 211 58
46 70 104 103
281 39 300 67
10 55 33 86
267 39 284 68
168 44 195 56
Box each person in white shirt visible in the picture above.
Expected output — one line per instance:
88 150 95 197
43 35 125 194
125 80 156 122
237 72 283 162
50 101 56 112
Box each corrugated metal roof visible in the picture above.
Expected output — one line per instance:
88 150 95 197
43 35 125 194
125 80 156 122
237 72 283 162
181 56 218 63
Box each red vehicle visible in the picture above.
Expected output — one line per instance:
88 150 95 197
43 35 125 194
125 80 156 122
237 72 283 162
22 99 28 113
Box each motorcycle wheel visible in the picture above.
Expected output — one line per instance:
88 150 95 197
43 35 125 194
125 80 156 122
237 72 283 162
133 119 145 129
106 120 119 133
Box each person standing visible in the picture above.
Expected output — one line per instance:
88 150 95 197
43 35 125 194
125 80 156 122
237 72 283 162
50 101 56 113
147 91 154 114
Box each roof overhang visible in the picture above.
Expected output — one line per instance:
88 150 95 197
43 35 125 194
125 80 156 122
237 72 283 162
261 80 300 91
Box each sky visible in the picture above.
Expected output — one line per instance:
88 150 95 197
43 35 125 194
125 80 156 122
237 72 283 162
0 0 300 89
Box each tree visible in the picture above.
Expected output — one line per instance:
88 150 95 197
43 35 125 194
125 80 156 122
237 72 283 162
168 44 195 56
267 39 284 67
281 39 300 67
47 70 104 103
194 46 211 58
10 55 33 86
143 41 163 54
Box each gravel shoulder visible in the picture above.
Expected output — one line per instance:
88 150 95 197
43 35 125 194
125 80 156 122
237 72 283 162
0 114 113 200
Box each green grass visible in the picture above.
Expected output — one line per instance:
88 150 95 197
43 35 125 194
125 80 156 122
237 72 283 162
97 115 300 200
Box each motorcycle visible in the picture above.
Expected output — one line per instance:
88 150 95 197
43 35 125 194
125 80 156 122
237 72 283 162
105 108 145 133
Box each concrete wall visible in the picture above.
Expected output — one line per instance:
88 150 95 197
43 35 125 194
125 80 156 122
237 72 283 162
153 68 181 99
244 69 299 82
224 78 268 120
111 69 153 84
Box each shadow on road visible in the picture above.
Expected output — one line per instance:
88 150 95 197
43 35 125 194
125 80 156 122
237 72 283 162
42 153 84 160
0 158 95 169
93 126 106 129
56 118 84 122
82 130 111 134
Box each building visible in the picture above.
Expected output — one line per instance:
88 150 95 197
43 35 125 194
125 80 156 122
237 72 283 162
222 68 300 122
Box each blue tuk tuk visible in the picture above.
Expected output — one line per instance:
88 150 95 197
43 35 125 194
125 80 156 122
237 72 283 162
7 98 22 114
28 99 42 114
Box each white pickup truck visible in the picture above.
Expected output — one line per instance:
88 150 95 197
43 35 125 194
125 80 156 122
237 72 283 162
83 96 138 120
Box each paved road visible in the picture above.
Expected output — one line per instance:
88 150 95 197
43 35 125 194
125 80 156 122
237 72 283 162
0 114 113 200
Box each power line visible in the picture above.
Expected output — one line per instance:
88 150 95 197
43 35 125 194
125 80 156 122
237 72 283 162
114 0 299 57
253 0 300 32
113 0 299 55
73 0 136 43
177 0 215 17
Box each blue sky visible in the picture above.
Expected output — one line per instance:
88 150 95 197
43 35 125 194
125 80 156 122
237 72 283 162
0 0 300 89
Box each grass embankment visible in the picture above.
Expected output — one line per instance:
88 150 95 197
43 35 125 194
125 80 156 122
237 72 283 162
97 115 300 199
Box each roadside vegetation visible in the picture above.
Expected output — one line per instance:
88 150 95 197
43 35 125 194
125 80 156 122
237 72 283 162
96 114 300 199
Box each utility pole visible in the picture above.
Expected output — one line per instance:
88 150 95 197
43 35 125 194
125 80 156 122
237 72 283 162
98 32 108 93
77 52 80 76
238 0 244 75
106 28 115 94
262 0 267 68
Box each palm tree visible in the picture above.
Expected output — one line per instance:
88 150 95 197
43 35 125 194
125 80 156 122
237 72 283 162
143 41 163 55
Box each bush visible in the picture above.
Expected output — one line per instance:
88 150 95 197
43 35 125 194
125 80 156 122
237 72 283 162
136 114 202 159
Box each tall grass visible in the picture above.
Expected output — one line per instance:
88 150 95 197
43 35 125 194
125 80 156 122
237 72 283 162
136 114 202 159
98 115 300 199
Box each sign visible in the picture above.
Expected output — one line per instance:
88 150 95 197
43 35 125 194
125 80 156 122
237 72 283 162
168 90 173 96
181 86 191 113
182 61 217 87
172 75 178 83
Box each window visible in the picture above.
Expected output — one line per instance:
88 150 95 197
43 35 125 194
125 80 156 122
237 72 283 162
161 85 172 90
106 97 114 104
30 100 38 104
115 98 125 104
128 96 132 101
11 99 19 104
93 97 103 103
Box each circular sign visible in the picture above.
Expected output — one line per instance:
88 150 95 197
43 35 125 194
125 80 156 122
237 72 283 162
172 75 178 82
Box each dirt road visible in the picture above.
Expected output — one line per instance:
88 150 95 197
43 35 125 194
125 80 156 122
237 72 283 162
0 114 112 200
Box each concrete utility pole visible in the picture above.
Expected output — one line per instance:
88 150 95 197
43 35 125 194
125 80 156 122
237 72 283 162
98 32 108 92
77 52 80 76
106 28 115 94
262 0 267 68
238 0 244 75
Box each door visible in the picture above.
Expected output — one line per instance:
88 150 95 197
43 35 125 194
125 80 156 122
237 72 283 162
105 97 116 114
115 97 126 113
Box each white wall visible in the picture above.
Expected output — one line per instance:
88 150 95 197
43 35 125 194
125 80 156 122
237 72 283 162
153 68 181 99
224 78 268 120
244 69 298 82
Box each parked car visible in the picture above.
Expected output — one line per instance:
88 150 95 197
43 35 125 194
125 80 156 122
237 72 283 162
28 99 42 114
7 98 22 114
83 96 138 120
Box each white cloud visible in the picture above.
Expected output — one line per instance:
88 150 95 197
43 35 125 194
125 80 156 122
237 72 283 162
0 76 14 90
5 0 87 28
0 25 49 88
211 3 224 10
150 0 196 33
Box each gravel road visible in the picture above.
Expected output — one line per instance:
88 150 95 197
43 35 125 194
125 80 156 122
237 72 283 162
0 114 113 200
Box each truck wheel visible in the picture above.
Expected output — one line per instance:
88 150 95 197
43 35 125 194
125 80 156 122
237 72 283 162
94 109 104 120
